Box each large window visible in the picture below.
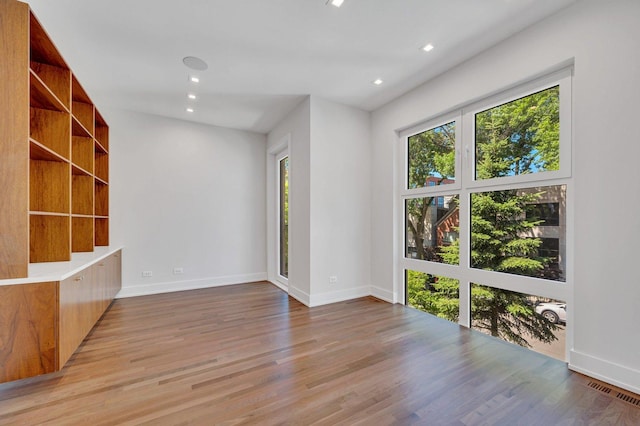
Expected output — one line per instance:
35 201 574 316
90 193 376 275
400 70 571 360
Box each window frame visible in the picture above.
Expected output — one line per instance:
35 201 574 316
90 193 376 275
397 68 573 334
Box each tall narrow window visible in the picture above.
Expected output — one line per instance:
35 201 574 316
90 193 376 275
279 156 289 279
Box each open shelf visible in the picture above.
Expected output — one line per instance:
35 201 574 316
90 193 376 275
72 101 94 136
30 62 70 110
72 216 94 253
29 12 67 69
30 139 67 163
72 173 93 216
95 150 108 182
72 136 93 173
30 107 70 159
95 110 109 151
30 159 70 213
95 217 109 247
30 70 68 112
94 181 109 217
30 214 71 263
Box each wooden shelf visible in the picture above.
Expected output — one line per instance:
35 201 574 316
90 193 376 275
30 107 70 159
72 136 94 173
95 218 109 247
30 214 71 263
72 216 94 253
94 181 109 217
95 150 108 182
30 139 67 163
29 12 67 69
30 61 70 108
72 174 93 215
29 70 68 112
30 159 70 213
1 1 110 279
72 102 94 136
72 115 92 138
95 110 109 151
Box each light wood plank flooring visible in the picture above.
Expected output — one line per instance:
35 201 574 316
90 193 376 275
1 282 638 425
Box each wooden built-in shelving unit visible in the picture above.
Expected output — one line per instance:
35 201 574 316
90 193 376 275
0 0 121 385
0 0 110 279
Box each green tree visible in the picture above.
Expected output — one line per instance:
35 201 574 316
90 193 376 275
406 122 455 261
408 87 561 348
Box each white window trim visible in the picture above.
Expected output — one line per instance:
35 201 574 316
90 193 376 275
267 135 290 291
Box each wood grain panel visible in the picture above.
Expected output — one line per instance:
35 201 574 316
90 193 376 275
0 282 57 383
94 150 108 182
30 107 70 159
71 173 93 215
94 110 109 151
71 216 93 253
30 159 70 213
0 283 637 424
72 101 94 136
71 135 93 173
30 62 70 110
94 217 109 246
29 11 67 68
94 181 108 217
59 269 94 367
0 0 29 279
29 214 70 262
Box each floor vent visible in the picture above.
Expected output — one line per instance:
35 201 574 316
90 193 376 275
588 381 611 394
616 392 640 407
588 380 640 407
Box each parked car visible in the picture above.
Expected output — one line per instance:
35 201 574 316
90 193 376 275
535 302 566 324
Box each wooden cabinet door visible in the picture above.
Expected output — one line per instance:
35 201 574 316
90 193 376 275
58 268 94 366
0 282 57 383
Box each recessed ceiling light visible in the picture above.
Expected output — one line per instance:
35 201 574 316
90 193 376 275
183 56 208 71
187 93 197 100
186 107 195 113
327 0 344 7
422 43 435 52
189 76 200 83
373 78 383 86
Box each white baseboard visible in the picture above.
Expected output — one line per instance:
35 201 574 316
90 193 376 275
116 272 268 298
370 285 395 303
308 286 371 307
569 350 640 395
287 285 311 306
269 279 288 292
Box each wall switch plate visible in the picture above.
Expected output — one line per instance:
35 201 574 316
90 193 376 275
142 271 153 277
173 267 184 275
329 276 338 283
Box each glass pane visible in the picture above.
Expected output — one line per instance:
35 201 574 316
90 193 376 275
279 156 289 278
406 194 459 264
475 86 559 180
470 185 566 281
471 283 566 361
406 270 459 323
407 121 456 189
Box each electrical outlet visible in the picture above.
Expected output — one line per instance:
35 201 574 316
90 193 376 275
142 271 153 277
329 276 338 283
173 267 184 275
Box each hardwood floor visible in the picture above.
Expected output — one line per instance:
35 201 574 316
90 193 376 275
0 282 638 425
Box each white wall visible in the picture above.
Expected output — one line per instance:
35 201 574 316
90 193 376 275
309 97 371 306
267 98 312 303
370 0 640 394
267 97 371 306
107 109 267 297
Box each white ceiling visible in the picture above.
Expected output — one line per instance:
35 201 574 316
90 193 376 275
26 0 577 134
